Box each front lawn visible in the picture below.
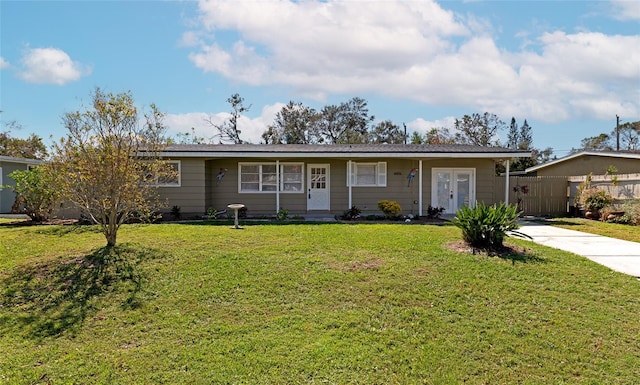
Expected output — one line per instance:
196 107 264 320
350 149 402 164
548 217 640 243
1 223 639 384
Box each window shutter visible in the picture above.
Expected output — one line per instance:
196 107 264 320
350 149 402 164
377 162 387 186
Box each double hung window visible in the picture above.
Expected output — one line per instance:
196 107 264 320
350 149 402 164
348 162 387 187
239 163 303 193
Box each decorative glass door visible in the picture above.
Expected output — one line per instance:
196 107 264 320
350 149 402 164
432 168 475 214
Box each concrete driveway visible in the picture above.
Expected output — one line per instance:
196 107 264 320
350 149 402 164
516 221 640 278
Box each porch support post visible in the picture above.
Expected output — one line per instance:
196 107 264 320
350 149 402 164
276 160 280 214
348 160 352 209
504 159 510 205
418 160 423 216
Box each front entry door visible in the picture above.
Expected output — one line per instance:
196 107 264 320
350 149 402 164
432 168 475 214
307 164 330 210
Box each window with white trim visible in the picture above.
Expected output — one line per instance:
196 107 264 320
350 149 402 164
143 160 181 187
239 163 304 193
348 162 387 187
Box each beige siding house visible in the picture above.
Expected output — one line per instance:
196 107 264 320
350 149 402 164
526 151 640 177
157 144 530 217
0 156 43 213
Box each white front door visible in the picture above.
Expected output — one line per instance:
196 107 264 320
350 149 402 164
307 164 330 210
432 168 475 214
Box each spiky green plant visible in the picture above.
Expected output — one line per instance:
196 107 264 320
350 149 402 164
452 202 521 249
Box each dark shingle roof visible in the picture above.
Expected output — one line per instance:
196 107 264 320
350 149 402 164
163 143 529 156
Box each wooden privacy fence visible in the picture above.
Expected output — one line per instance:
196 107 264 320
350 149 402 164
494 176 569 217
494 173 640 217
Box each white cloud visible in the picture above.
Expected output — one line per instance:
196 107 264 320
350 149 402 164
0 57 9 69
609 0 640 21
408 117 457 134
185 0 640 124
18 47 91 85
164 103 285 143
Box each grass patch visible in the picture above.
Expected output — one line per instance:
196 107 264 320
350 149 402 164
548 217 640 242
1 223 639 384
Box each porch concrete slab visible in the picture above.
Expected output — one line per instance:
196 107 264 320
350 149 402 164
516 221 640 278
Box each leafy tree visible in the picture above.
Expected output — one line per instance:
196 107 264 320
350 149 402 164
425 127 455 144
369 120 405 144
571 133 613 153
315 97 374 144
0 119 48 159
408 128 455 145
614 121 640 151
410 131 425 144
50 88 173 247
572 120 639 153
314 104 341 144
533 147 555 164
453 112 504 147
208 93 249 144
335 97 375 144
7 165 59 222
262 101 318 144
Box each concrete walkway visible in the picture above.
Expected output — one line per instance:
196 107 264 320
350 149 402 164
516 221 640 278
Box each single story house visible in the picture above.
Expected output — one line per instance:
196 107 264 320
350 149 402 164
156 144 530 217
526 151 640 177
0 155 44 213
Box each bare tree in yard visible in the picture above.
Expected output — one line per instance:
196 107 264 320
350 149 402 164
208 93 250 144
51 88 174 247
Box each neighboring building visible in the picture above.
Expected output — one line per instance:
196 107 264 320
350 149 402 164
155 144 530 217
525 151 640 177
0 155 43 213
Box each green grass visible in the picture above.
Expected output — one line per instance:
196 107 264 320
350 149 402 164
1 222 639 384
548 217 640 243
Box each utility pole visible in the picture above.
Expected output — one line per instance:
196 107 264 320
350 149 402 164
403 123 407 144
616 115 620 151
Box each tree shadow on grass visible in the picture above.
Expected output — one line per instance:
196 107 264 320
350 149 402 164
0 244 162 339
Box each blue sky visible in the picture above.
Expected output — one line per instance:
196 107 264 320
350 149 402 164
1 0 639 157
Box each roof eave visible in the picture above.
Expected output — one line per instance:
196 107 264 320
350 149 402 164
0 155 44 165
525 150 640 173
159 151 531 159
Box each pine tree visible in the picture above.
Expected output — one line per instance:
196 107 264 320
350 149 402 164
519 120 533 150
507 117 519 149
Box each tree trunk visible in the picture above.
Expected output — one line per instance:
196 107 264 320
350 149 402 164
106 231 117 247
